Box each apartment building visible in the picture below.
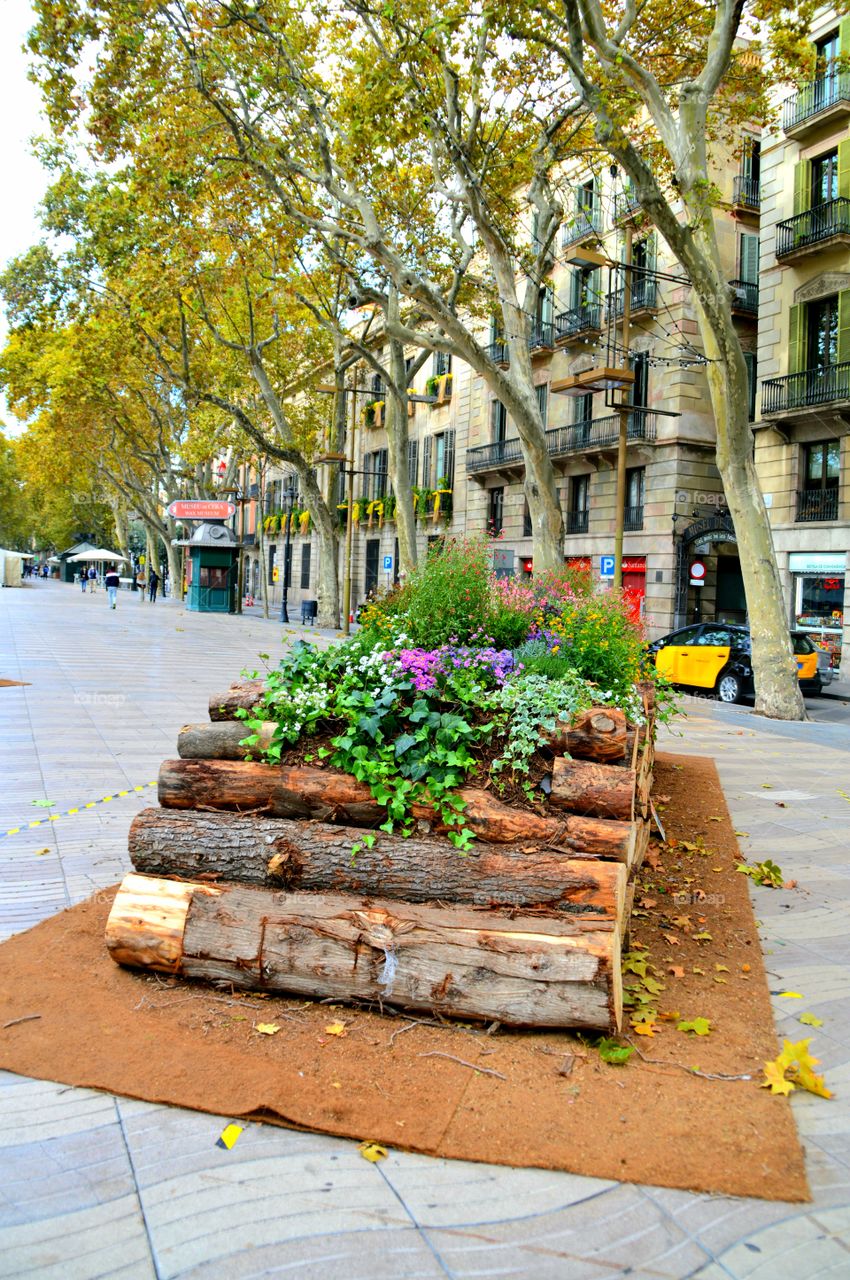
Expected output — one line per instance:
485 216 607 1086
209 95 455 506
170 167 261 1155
755 10 850 671
264 148 762 641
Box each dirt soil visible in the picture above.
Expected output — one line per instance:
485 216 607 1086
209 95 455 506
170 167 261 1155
0 752 809 1201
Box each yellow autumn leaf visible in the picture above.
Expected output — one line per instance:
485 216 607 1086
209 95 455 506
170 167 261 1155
762 1039 832 1099
799 1012 824 1027
359 1141 388 1163
630 1015 657 1037
761 1059 795 1096
256 1023 281 1036
324 1021 348 1037
778 992 803 999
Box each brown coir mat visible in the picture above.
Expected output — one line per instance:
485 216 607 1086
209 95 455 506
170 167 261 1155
0 753 809 1201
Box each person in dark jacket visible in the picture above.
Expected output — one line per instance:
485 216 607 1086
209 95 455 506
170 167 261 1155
105 566 121 609
148 568 160 603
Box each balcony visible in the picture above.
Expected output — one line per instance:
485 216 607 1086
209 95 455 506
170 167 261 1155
528 322 555 355
466 410 658 476
554 303 603 345
783 72 850 139
562 204 602 248
485 340 510 367
566 509 589 534
608 276 658 319
796 488 839 522
732 175 760 211
762 362 850 416
613 189 641 222
775 198 850 262
624 505 644 531
729 279 759 316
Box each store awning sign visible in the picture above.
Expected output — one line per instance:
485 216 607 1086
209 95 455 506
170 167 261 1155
788 553 846 575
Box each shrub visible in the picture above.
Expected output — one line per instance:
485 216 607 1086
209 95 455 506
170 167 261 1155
398 535 495 647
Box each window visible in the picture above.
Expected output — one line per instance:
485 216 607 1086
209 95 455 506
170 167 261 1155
806 296 839 369
536 383 549 428
741 137 761 186
491 399 508 443
522 500 532 538
370 371 386 397
364 539 380 596
743 352 757 421
571 264 601 310
407 439 419 487
815 29 839 73
487 487 504 536
811 149 838 206
300 544 311 590
366 448 388 499
574 391 594 426
199 566 229 589
434 351 452 377
626 467 645 530
630 352 649 409
433 430 455 488
267 544 276 585
422 436 432 488
567 475 589 533
804 440 840 492
739 232 759 283
698 626 735 646
576 178 596 218
664 625 703 647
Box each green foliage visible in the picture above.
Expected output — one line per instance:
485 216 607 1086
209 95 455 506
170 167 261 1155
491 671 594 780
737 859 784 888
597 1037 635 1065
396 535 496 647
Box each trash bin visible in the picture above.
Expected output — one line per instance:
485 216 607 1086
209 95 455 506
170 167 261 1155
301 600 318 625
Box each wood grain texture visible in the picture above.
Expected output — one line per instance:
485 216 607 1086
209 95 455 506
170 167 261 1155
106 873 622 1030
208 680 266 722
128 807 627 921
550 758 636 821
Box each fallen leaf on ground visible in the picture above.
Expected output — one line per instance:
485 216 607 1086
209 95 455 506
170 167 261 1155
359 1141 388 1163
31 800 54 808
799 1013 824 1027
778 992 803 999
35 847 50 856
255 1023 281 1036
597 1037 634 1065
216 1123 244 1150
662 933 679 946
324 1022 348 1037
677 1017 711 1036
762 1039 832 1099
630 1015 658 1037
715 964 729 973
667 965 685 978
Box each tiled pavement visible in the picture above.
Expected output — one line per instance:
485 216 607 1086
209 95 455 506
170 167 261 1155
0 579 848 1279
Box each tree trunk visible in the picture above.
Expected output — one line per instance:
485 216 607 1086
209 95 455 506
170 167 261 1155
106 873 622 1030
538 707 628 761
550 758 636 821
128 806 627 917
156 758 636 858
208 681 267 721
387 291 418 576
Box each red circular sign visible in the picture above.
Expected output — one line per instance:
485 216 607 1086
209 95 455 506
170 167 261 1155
690 560 706 580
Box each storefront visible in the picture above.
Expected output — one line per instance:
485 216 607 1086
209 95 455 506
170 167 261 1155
788 552 846 670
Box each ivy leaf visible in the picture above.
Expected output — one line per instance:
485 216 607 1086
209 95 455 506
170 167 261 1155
597 1037 634 1065
677 1017 711 1036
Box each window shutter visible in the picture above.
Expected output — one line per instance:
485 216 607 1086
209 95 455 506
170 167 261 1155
838 289 850 365
443 430 456 486
743 351 756 421
590 267 602 301
570 267 581 309
793 160 811 215
788 303 806 374
645 232 657 273
838 139 850 200
407 439 418 486
536 382 549 427
740 233 759 284
840 16 850 57
422 436 432 488
542 283 554 326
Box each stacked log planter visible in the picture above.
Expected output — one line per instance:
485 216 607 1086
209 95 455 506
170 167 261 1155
106 680 656 1032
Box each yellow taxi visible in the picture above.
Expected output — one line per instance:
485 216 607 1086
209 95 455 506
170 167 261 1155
649 624 823 703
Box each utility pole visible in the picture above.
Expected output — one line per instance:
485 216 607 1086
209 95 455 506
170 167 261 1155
342 365 359 636
613 222 634 592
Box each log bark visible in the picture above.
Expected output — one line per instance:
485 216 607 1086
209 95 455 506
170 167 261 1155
157 759 635 859
550 758 636 822
179 720 275 759
128 807 627 921
538 707 627 761
106 873 622 1030
208 680 266 722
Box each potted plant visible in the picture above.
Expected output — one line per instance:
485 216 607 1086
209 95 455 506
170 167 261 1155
433 479 453 521
383 492 397 521
299 510 311 536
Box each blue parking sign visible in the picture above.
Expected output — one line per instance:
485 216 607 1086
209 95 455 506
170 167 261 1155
382 555 393 572
600 555 615 578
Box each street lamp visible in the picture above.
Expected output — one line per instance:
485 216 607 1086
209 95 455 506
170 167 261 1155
279 479 298 623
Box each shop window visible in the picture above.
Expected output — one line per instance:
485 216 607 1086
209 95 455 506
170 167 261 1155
199 566 229 589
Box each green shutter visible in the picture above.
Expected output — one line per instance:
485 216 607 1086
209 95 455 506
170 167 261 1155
740 233 759 283
591 266 602 302
838 139 850 200
840 16 850 57
645 232 657 272
838 289 850 365
788 303 806 374
793 160 811 215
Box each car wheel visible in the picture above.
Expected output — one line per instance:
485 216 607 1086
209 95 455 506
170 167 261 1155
716 670 742 704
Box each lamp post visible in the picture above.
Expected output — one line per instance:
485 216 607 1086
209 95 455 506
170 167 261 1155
279 480 297 623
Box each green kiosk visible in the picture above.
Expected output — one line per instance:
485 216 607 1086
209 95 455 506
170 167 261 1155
177 522 239 614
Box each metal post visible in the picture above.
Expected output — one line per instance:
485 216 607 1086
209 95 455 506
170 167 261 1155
280 486 294 623
613 222 634 592
236 468 245 615
342 367 359 636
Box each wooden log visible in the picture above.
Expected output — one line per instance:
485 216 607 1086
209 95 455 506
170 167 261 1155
106 873 622 1030
179 720 275 760
208 680 266 722
539 707 627 761
128 807 627 921
550 757 636 822
157 759 635 859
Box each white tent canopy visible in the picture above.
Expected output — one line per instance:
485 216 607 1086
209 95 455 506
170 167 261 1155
68 549 127 563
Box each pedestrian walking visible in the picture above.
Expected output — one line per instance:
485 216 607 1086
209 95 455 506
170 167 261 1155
105 566 121 609
136 568 146 600
87 565 97 592
148 568 160 603
79 569 87 593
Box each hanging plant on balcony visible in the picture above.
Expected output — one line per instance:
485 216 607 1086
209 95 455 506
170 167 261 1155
437 373 453 404
383 492 397 521
433 483 453 522
413 486 435 520
425 374 439 397
265 513 281 534
351 499 364 525
299 510 311 536
366 499 384 528
336 503 349 528
289 511 300 535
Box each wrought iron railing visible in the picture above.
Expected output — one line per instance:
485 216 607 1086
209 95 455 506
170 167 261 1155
562 203 602 247
528 322 555 351
466 437 523 473
732 175 760 209
554 304 603 341
729 279 759 314
796 488 839 522
609 276 658 317
783 72 850 131
762 361 850 414
565 509 589 534
776 198 850 258
466 411 658 473
613 189 641 221
624 505 644 531
485 340 510 365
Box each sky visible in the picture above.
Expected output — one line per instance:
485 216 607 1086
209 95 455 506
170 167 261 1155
0 0 51 427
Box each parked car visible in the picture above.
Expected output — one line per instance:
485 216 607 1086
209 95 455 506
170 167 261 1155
648 623 831 703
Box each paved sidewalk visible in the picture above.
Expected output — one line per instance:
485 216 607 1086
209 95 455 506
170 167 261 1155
1 581 848 1279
